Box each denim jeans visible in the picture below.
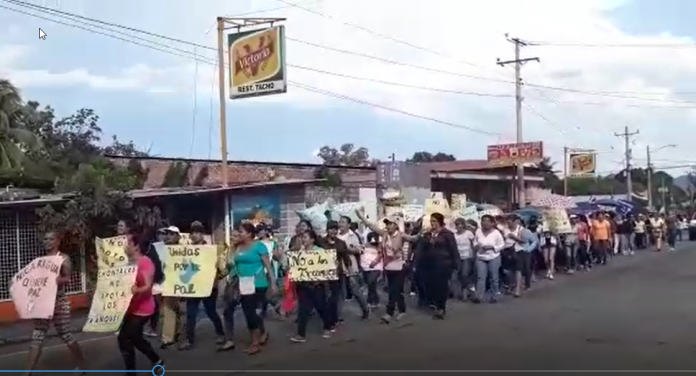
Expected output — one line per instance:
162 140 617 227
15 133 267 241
475 256 501 301
564 242 578 270
185 289 224 344
450 258 475 297
344 274 369 314
362 270 381 305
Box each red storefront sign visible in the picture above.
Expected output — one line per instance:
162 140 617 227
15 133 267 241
487 141 544 166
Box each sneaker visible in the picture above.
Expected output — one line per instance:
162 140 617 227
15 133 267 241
360 310 370 320
321 330 332 339
395 312 406 321
548 273 555 280
143 328 158 338
380 314 392 324
432 310 445 320
215 336 226 345
152 360 165 376
178 342 193 351
289 335 306 343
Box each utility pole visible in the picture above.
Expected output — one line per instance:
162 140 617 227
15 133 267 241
660 176 667 210
497 35 539 208
646 145 653 209
614 126 639 202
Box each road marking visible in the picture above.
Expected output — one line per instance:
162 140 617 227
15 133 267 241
0 335 114 360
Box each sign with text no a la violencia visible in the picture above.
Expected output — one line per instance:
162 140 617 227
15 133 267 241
228 25 287 100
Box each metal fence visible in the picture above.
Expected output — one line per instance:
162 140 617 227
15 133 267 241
0 209 86 301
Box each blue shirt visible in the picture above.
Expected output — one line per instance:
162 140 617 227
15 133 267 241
519 228 539 253
233 241 269 288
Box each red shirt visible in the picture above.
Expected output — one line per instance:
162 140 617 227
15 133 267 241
128 256 156 317
576 222 589 242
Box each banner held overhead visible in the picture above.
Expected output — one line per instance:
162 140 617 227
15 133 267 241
228 25 287 100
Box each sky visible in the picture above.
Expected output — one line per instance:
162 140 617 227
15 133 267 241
0 0 695 176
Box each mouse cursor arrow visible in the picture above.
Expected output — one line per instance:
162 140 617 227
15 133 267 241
39 28 47 40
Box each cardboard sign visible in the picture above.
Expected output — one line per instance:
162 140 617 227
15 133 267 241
450 194 467 212
287 249 338 282
10 255 63 319
161 245 217 298
83 265 137 332
95 236 129 269
543 208 572 234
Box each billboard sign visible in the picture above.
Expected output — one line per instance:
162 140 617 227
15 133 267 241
228 25 287 100
568 152 596 177
487 141 543 166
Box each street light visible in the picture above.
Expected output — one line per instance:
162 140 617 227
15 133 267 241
647 144 677 209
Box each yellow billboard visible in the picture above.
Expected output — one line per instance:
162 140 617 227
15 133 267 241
569 152 596 178
228 26 286 100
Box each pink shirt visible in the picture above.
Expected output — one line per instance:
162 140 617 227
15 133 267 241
128 256 156 317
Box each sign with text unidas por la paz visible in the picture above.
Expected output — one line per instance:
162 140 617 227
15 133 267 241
228 25 287 100
10 255 63 319
162 245 217 298
287 249 338 282
83 265 137 333
95 236 129 269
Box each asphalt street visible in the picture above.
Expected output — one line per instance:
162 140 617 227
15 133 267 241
2 243 696 374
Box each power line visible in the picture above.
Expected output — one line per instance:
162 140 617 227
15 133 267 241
0 1 498 136
529 40 696 49
5 0 695 105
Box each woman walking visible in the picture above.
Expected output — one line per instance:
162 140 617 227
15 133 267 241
24 231 86 375
119 233 164 376
419 213 458 319
290 229 334 343
473 215 505 304
361 232 383 309
224 223 275 354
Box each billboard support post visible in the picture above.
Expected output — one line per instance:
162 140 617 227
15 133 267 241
215 17 287 189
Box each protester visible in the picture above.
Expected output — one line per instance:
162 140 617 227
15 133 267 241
291 229 333 343
117 219 134 236
219 230 241 352
336 216 370 319
452 218 475 300
143 228 165 338
24 231 86 374
633 214 647 250
473 215 505 304
571 215 591 270
355 208 416 323
361 231 383 308
540 229 558 280
322 220 353 326
418 213 458 319
256 223 281 318
650 213 665 252
508 215 537 297
615 215 633 255
666 214 678 252
591 213 611 265
159 226 183 349
229 222 275 354
180 221 225 350
119 233 164 375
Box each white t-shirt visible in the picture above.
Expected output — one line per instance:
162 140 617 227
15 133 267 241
474 228 505 261
455 230 475 259
634 220 645 234
360 245 382 271
337 230 361 275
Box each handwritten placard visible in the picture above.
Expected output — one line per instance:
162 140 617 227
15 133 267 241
162 245 217 297
450 194 467 212
95 236 129 269
287 249 338 282
402 204 424 222
10 255 63 319
543 208 572 234
83 265 137 332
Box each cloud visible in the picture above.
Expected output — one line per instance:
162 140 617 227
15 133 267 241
2 0 696 174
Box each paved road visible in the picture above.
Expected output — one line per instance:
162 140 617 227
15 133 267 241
2 244 696 374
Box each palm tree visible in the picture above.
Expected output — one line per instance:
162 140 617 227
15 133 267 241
0 79 39 169
534 157 561 191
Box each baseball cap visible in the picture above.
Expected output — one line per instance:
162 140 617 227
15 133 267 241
165 226 181 234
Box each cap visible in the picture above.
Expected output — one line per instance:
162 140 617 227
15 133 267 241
190 221 205 232
166 226 181 234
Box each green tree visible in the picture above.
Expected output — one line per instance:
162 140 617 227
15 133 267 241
407 151 456 163
316 143 371 166
0 80 40 169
